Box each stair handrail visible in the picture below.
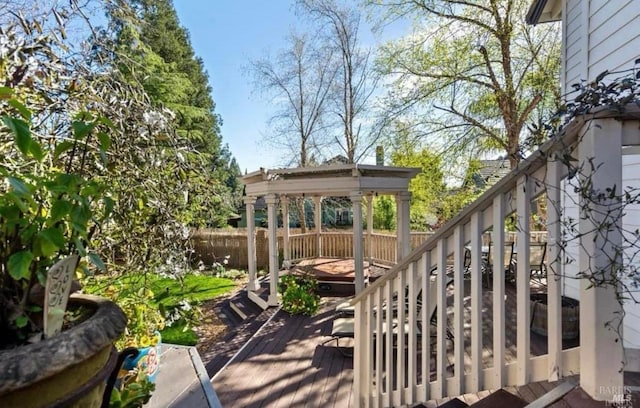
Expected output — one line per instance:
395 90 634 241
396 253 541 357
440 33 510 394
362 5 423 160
351 105 638 305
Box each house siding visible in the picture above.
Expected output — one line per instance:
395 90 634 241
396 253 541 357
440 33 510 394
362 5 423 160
562 0 640 96
563 0 584 95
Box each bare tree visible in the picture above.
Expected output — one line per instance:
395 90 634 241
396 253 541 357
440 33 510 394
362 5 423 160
369 0 561 168
298 0 381 163
249 31 336 167
249 32 338 231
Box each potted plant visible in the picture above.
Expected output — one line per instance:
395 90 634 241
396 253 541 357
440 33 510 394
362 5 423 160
0 22 127 407
105 283 164 406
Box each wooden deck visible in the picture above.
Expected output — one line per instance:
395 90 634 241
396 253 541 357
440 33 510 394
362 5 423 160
212 298 354 407
210 280 638 407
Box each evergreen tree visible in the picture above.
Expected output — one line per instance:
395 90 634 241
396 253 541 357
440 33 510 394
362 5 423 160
106 0 241 226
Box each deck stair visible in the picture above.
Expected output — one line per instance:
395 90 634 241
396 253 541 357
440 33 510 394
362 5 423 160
417 379 578 408
201 280 277 377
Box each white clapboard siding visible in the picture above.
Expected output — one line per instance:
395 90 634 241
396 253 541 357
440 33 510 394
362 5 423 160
563 0 584 94
588 0 639 74
562 0 640 96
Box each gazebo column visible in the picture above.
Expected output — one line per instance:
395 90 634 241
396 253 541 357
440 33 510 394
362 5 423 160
314 196 322 257
351 191 365 294
244 196 260 291
396 191 411 261
281 195 290 268
265 194 279 306
366 194 374 264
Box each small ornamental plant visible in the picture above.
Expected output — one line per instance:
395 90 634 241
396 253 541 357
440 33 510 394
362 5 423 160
278 273 320 316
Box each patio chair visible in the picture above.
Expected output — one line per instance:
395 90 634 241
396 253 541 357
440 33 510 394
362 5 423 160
324 272 454 355
529 242 547 283
485 241 515 287
463 247 472 277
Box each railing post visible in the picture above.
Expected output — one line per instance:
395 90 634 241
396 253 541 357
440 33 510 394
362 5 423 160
265 194 279 306
244 196 261 292
578 118 624 400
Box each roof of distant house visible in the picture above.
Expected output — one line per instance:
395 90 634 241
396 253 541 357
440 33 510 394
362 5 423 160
323 155 350 165
471 158 511 189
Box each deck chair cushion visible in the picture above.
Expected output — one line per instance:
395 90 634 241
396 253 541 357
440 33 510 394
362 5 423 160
335 300 355 317
331 317 355 338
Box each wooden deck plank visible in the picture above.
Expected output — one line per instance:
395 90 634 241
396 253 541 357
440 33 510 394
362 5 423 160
212 298 354 408
260 309 332 408
252 313 323 407
214 311 303 407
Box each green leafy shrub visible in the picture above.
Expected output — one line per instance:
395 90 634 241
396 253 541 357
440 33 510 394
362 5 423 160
278 274 320 316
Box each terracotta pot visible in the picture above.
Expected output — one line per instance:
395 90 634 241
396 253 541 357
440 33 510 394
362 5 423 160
0 294 127 408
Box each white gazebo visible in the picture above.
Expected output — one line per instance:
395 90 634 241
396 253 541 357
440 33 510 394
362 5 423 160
241 164 420 308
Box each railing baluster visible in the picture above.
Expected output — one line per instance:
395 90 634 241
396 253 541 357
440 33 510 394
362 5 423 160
470 211 483 392
407 261 418 404
420 251 430 402
435 239 447 399
546 159 562 381
394 269 406 407
356 291 365 407
452 225 464 396
375 285 383 408
492 193 506 389
516 176 531 385
385 278 393 408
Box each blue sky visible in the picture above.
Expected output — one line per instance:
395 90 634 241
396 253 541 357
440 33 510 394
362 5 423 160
173 1 407 173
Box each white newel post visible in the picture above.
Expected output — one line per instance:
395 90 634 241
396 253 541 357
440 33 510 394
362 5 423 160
281 196 290 267
265 194 279 306
397 191 411 260
314 196 322 257
351 191 364 294
578 119 624 400
244 196 260 291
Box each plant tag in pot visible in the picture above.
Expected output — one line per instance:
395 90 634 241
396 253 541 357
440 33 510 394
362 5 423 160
44 255 79 338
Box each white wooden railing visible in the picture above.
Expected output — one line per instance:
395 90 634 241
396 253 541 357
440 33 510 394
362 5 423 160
289 233 317 260
350 109 639 407
289 229 546 266
291 232 427 264
366 233 396 264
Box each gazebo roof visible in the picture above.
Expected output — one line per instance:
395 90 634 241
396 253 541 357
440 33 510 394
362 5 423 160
242 164 421 197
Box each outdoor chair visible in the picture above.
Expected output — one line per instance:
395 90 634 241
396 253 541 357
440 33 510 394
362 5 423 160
529 242 547 283
324 272 454 356
485 241 515 287
463 247 472 277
